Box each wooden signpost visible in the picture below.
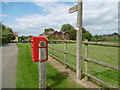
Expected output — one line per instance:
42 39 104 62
69 0 83 80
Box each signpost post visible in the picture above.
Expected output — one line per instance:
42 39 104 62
69 0 83 80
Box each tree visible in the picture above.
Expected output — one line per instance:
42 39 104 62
47 34 55 40
61 24 75 31
61 24 76 40
82 27 86 33
69 30 76 40
112 32 119 35
44 28 55 34
60 24 92 40
0 23 6 30
82 31 92 41
3 28 15 42
1 23 15 43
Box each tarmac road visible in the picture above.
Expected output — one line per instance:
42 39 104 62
0 46 2 89
2 43 18 88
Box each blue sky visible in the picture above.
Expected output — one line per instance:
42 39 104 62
1 1 118 36
2 2 44 24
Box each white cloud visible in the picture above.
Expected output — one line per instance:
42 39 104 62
83 2 118 35
9 2 118 36
1 0 119 2
0 14 10 17
117 19 120 21
10 2 77 36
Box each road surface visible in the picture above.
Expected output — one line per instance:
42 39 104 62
0 45 2 89
2 43 18 88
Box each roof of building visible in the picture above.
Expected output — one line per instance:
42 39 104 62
39 31 69 36
13 32 18 36
47 31 55 35
60 31 69 34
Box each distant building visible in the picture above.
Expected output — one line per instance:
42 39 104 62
13 32 18 42
13 32 18 36
59 31 70 40
39 29 70 40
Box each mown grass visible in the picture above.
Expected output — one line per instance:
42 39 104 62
48 43 119 87
16 43 84 88
98 40 119 43
16 43 39 88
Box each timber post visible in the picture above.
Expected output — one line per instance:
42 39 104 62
76 0 83 80
85 39 88 81
69 0 83 80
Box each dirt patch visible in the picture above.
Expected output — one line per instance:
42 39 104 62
48 55 102 88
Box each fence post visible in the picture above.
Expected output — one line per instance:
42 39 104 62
85 39 88 81
64 41 67 68
52 41 54 55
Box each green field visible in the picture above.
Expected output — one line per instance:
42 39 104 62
49 43 119 87
16 43 84 88
98 40 119 43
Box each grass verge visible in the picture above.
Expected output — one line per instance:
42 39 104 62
16 43 84 88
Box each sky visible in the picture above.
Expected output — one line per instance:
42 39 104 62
1 0 119 36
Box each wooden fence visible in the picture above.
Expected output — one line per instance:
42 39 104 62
48 40 120 88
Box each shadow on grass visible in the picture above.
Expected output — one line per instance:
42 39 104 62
47 71 69 88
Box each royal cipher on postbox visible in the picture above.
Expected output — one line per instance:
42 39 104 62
31 37 48 62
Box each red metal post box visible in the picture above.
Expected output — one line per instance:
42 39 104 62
31 37 48 62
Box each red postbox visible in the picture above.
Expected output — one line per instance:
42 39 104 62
31 37 48 62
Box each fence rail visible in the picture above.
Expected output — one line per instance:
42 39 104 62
84 58 119 71
49 46 76 57
48 40 119 88
49 40 120 47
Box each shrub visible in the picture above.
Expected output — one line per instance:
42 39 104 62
1 37 8 44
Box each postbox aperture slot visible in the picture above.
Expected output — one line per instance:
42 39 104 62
40 41 46 46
